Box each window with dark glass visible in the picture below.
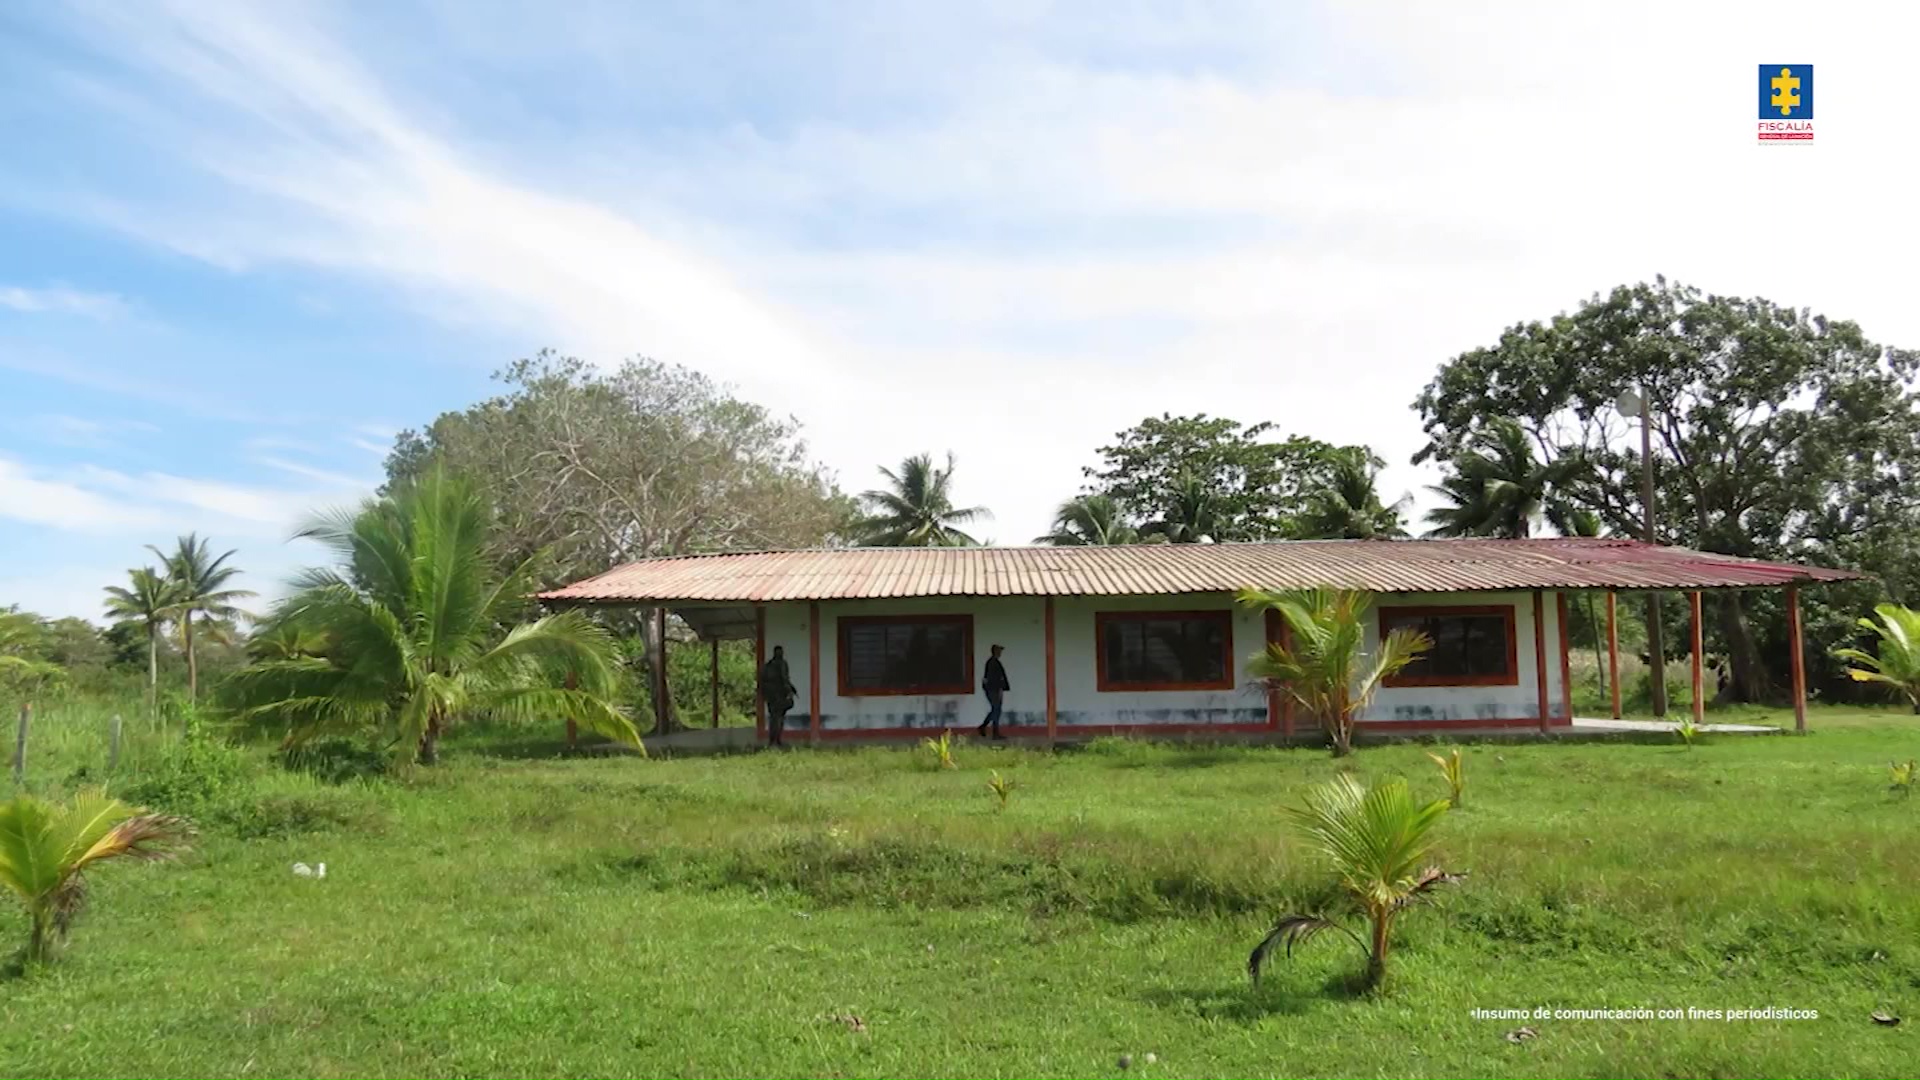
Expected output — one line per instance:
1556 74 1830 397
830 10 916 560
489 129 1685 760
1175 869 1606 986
1095 610 1234 691
1379 605 1519 687
837 615 973 696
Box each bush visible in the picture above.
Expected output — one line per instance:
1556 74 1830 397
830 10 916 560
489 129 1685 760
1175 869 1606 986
119 724 254 816
276 738 390 784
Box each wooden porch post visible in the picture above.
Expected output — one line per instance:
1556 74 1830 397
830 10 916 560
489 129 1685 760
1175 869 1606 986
1263 609 1282 735
1689 590 1706 727
1281 617 1296 742
654 607 669 736
564 669 578 749
1606 591 1622 720
754 606 767 744
1787 583 1807 733
808 601 821 745
1532 590 1549 731
1044 596 1058 746
1556 592 1573 725
710 637 720 728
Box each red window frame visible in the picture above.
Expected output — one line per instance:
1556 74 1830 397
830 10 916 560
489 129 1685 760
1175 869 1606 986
1094 609 1236 692
1378 604 1520 688
836 613 975 697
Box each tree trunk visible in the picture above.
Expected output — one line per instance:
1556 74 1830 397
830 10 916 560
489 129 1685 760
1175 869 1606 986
1645 595 1669 717
418 716 443 765
147 624 159 723
1585 594 1605 700
27 907 52 967
642 609 681 735
1716 593 1769 703
184 611 198 704
1364 914 1390 988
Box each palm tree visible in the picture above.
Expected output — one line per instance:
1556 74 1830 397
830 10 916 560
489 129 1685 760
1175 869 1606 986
0 790 191 966
1834 604 1920 714
1237 588 1430 757
856 452 990 547
1425 419 1584 539
0 609 62 689
1033 494 1139 546
1140 474 1222 544
103 567 178 717
147 534 254 703
1247 775 1461 990
1294 451 1409 540
226 470 640 766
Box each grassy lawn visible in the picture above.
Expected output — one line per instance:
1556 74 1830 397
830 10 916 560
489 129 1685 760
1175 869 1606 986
2 704 1917 1078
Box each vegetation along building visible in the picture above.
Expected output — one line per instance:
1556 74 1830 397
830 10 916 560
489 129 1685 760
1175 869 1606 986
540 539 1857 741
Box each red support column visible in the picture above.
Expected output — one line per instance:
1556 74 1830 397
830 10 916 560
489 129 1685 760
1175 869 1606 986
1787 584 1807 733
1606 591 1622 720
1690 591 1706 727
754 606 767 744
1556 592 1573 725
808 601 822 745
710 637 720 729
1281 618 1296 741
1263 609 1282 734
1044 597 1058 746
1532 590 1549 731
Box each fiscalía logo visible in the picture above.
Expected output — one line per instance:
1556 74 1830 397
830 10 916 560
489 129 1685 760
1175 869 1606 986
1757 64 1813 142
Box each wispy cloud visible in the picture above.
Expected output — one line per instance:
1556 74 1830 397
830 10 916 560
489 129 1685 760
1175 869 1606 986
6 413 159 451
0 285 130 320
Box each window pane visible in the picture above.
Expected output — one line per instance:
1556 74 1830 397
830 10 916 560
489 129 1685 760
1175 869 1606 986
841 618 968 693
1385 609 1513 682
1100 613 1229 687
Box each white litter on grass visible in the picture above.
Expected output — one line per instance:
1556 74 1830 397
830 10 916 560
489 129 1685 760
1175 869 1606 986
292 862 328 879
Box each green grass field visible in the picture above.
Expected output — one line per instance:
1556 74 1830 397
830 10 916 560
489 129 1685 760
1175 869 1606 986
2 702 1917 1078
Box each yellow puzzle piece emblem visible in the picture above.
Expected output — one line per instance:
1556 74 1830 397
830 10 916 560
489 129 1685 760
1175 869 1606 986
1769 67 1801 117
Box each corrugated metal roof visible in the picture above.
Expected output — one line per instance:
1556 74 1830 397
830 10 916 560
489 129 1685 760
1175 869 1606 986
537 538 1862 604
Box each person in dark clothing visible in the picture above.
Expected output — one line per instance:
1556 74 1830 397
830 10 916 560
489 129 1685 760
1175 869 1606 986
977 644 1010 740
760 645 797 748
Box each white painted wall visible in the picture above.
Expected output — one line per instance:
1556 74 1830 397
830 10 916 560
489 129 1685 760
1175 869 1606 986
761 589 1570 733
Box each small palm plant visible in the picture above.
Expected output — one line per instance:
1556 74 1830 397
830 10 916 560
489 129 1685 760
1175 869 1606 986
1238 589 1432 757
986 769 1014 809
1426 748 1464 808
1890 760 1916 798
922 729 957 770
1675 715 1701 750
1249 775 1462 990
1834 604 1920 713
0 791 192 967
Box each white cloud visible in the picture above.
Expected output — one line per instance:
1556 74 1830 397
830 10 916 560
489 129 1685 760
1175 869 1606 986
0 285 129 320
25 0 1920 555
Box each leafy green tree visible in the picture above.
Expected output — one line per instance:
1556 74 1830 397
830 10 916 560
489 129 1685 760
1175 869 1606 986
147 534 253 703
1139 474 1223 544
0 609 63 692
1413 278 1920 701
1033 494 1138 546
227 470 639 766
386 351 855 732
1832 604 1920 714
1247 775 1460 990
0 791 190 967
1238 588 1430 756
1085 414 1371 541
1424 419 1585 539
104 567 178 713
855 452 990 547
1293 450 1409 540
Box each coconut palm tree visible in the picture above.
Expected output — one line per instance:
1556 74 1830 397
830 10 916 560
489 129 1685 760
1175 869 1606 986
0 609 62 689
1247 775 1461 990
1425 419 1585 539
147 534 254 703
1238 588 1430 757
1033 494 1139 546
103 567 178 717
226 470 640 766
856 452 991 547
1294 451 1410 540
1834 604 1920 714
1140 474 1222 543
0 790 191 966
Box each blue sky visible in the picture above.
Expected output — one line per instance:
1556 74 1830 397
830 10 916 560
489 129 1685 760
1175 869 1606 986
2 0 1915 621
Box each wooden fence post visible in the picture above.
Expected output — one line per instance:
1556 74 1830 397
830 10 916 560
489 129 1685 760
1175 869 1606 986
109 713 123 772
12 703 29 787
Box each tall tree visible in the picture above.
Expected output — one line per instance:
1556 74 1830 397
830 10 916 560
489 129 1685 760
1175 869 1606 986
104 567 178 715
1085 414 1369 541
147 534 253 704
856 452 990 547
1034 494 1138 546
1424 418 1586 539
386 351 854 732
1293 451 1410 540
1414 278 1920 701
1139 474 1223 544
228 470 638 766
